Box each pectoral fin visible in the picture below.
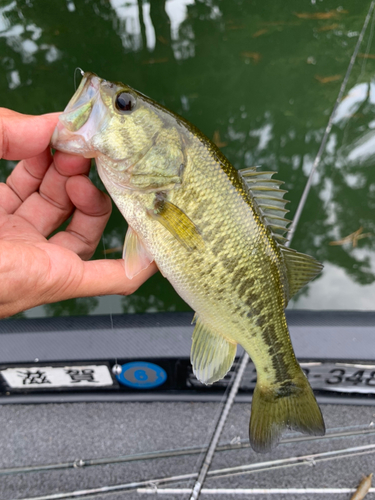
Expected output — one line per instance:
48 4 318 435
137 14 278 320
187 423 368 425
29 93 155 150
123 226 154 280
148 198 204 252
191 316 237 385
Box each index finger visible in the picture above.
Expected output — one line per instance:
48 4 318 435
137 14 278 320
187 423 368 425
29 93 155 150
0 108 60 160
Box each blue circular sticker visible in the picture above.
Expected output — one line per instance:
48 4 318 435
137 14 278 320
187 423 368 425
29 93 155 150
115 361 167 389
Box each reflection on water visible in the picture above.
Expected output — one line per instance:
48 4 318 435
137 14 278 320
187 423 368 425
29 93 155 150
290 55 375 309
0 0 375 316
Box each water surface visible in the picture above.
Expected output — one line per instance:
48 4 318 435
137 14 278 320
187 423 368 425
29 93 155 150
0 0 374 317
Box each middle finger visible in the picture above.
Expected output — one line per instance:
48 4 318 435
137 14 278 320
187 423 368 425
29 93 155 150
14 152 91 236
14 162 73 236
0 148 52 214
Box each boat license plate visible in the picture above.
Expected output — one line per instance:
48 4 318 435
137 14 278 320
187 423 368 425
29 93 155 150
0 365 114 390
187 361 375 394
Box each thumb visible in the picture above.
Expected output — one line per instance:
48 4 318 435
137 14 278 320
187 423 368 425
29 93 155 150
76 259 158 297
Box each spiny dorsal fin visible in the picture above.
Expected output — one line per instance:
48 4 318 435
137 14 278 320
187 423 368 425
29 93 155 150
238 166 323 300
280 245 323 300
191 317 237 385
238 166 291 238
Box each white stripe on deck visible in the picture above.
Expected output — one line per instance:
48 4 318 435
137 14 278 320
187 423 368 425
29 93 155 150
137 487 375 495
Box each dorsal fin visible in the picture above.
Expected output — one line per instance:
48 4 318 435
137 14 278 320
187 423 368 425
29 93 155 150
238 166 323 299
280 245 323 300
238 166 291 238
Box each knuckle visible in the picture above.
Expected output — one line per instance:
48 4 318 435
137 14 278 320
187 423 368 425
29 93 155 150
81 250 95 261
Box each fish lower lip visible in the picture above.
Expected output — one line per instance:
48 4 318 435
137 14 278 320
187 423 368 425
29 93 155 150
51 132 91 156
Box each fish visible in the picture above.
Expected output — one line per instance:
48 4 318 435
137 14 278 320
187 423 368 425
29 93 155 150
51 71 325 452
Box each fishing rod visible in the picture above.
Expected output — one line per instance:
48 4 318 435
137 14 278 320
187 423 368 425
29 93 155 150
188 1 375 498
2 425 374 477
13 442 375 500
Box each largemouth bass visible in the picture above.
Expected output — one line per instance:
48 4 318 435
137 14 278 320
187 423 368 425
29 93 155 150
51 72 325 452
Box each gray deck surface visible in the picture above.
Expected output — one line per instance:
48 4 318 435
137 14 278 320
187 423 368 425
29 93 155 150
1 401 375 500
1 312 375 499
1 311 375 364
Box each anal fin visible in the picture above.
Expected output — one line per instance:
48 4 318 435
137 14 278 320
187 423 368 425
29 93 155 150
191 317 237 385
123 226 154 280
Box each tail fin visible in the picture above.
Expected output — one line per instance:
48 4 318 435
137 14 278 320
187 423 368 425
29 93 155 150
249 369 325 453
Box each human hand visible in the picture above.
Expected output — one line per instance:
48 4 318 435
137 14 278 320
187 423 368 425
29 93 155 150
0 108 157 318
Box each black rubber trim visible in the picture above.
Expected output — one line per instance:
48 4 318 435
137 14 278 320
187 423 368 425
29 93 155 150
0 392 374 406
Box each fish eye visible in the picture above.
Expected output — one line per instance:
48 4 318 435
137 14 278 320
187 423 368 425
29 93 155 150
115 92 136 113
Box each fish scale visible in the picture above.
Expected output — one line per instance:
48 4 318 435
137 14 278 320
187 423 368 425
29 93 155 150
52 71 325 453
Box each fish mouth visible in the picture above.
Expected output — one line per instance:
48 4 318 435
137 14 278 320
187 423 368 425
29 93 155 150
52 71 161 193
51 72 108 157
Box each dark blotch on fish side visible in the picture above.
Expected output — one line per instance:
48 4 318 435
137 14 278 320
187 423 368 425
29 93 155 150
221 255 239 272
276 380 298 398
232 268 253 287
261 331 292 383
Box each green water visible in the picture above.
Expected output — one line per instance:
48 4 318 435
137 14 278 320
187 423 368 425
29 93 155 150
1 0 374 317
